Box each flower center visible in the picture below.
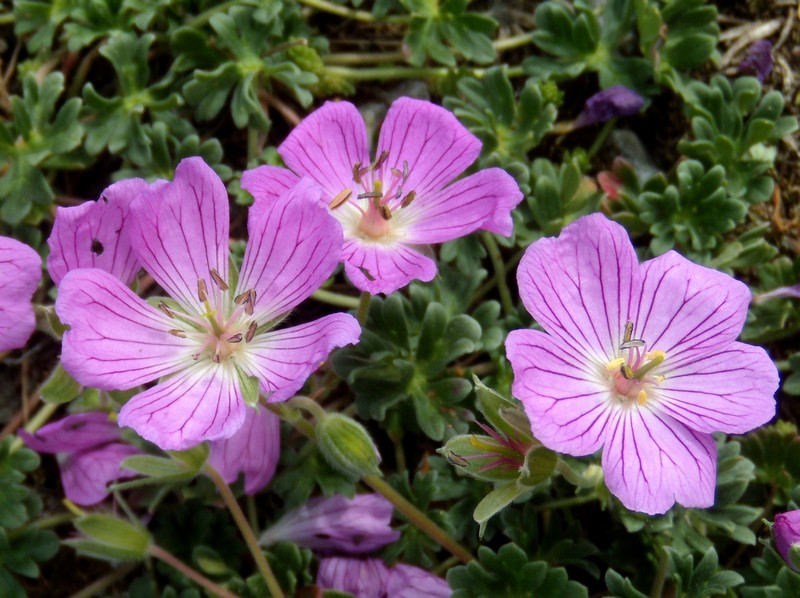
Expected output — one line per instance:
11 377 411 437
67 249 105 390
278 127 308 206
328 150 418 241
163 270 259 364
604 321 666 406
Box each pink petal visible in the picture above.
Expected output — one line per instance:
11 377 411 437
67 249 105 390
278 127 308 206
128 157 230 313
242 313 360 403
386 564 451 598
655 342 777 434
516 213 639 362
240 165 302 234
633 250 751 363
237 179 343 322
602 407 716 515
506 329 613 456
118 363 246 450
56 269 193 390
342 239 436 295
0 236 40 352
208 405 280 495
279 101 369 200
479 169 525 236
61 442 140 506
47 178 147 286
19 412 120 454
316 557 391 598
400 168 521 244
774 510 800 570
376 97 481 198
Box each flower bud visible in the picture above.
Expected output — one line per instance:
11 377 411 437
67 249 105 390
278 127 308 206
774 510 800 571
316 413 381 478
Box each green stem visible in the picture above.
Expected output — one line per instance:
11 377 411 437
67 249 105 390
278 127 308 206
10 402 60 452
0 14 14 25
481 232 514 317
325 65 524 82
8 513 74 541
69 562 138 598
555 459 599 488
324 52 405 66
149 544 238 598
649 545 670 598
311 288 361 309
204 464 285 598
287 395 327 422
247 127 260 167
532 493 598 512
186 0 239 28
586 118 617 158
298 0 407 23
471 247 525 307
494 32 534 52
363 474 475 564
357 291 370 325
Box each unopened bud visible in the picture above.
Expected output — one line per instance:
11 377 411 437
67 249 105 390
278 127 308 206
316 413 381 478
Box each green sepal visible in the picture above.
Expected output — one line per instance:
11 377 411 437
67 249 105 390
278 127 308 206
68 514 151 561
316 413 381 479
237 368 261 408
39 364 82 405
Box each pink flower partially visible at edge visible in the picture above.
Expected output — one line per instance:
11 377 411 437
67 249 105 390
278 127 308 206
19 412 139 506
0 236 40 352
317 557 450 598
506 213 777 515
242 97 523 295
56 157 361 451
47 178 148 286
774 510 800 571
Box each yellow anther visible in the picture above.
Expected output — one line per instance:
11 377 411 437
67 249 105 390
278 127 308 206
329 188 352 209
645 350 667 361
655 375 665 384
620 364 634 380
606 357 626 370
637 390 648 405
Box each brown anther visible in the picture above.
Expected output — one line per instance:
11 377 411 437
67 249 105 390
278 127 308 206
379 205 392 220
357 265 376 281
158 301 175 319
227 333 243 343
234 291 249 305
402 160 409 182
245 321 258 343
446 451 469 467
212 350 221 364
372 149 389 170
197 278 209 303
244 289 256 315
169 329 187 338
210 268 228 291
391 167 403 179
358 191 383 200
329 188 352 209
352 162 363 185
400 190 416 208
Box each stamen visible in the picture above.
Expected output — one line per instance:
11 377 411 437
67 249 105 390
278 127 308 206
633 351 666 380
391 167 403 178
447 451 469 467
227 333 243 343
352 162 362 185
403 160 409 182
358 191 383 200
620 363 634 380
606 357 625 370
212 350 221 363
329 188 352 209
637 390 647 405
379 205 392 220
169 329 187 338
372 150 389 170
197 279 208 303
210 269 228 291
234 291 250 305
619 339 646 350
400 190 416 208
623 321 633 342
245 321 258 343
158 301 175 319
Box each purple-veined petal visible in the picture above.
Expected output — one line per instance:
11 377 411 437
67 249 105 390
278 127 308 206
386 564 451 598
602 407 716 515
774 510 800 571
316 557 391 598
516 213 639 362
506 329 614 456
655 341 777 434
236 179 343 323
47 178 147 285
260 493 400 554
128 157 230 313
56 269 193 390
400 168 521 244
241 313 360 403
754 283 800 302
342 238 436 295
19 412 120 454
279 101 369 200
0 236 40 352
61 442 140 506
118 362 246 450
240 165 303 234
633 251 751 363
208 404 280 495
375 97 481 198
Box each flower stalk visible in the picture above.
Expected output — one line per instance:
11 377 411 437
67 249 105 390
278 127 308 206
149 544 239 598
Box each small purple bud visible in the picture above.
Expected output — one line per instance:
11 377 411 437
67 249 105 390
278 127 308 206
386 564 451 597
574 85 645 128
774 510 800 571
754 283 800 303
317 557 391 598
739 40 773 83
260 493 401 554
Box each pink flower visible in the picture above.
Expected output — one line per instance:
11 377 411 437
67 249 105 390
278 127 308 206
386 564 452 597
47 178 148 286
316 558 449 598
242 97 523 295
0 236 40 352
260 493 400 554
208 404 280 495
774 510 800 571
19 412 139 506
56 157 361 450
506 213 777 514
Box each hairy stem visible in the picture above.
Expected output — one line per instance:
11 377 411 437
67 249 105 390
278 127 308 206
69 562 138 598
481 232 515 316
357 291 371 325
649 545 670 598
311 288 361 309
298 0 407 23
325 65 525 81
149 544 238 598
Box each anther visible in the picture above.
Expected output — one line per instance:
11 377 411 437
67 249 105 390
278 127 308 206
245 321 258 343
197 278 208 303
447 451 469 467
372 149 389 170
379 205 392 220
400 190 416 208
391 167 403 178
352 162 362 185
169 329 187 338
329 188 352 209
620 363 634 380
227 333 243 343
403 160 409 182
212 350 221 364
158 301 175 318
358 191 383 199
210 269 228 291
244 290 256 316
619 339 646 350
623 321 633 343
234 291 249 305
637 390 647 405
357 265 376 281
606 358 625 370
